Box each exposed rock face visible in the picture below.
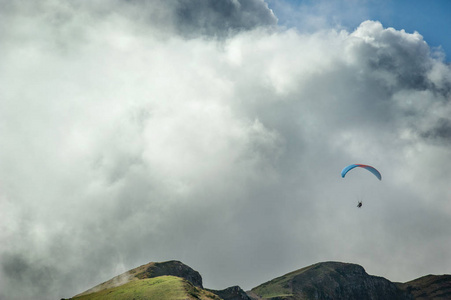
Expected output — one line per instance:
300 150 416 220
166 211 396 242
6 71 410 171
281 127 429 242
73 260 451 300
135 260 203 288
208 285 253 300
251 261 411 300
398 274 451 299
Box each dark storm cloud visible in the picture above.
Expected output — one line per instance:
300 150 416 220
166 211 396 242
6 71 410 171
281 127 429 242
1 1 451 299
1 253 58 299
121 0 277 38
421 118 451 144
341 21 451 146
349 21 432 91
174 0 277 37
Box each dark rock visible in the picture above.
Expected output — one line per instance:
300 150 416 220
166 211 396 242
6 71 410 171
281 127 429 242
251 261 411 300
208 285 252 300
398 274 451 299
135 260 203 288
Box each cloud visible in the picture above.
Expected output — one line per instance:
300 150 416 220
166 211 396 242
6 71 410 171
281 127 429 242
103 0 277 38
1 1 451 299
173 0 277 37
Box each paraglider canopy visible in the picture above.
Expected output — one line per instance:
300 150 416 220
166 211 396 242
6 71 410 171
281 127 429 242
341 164 381 181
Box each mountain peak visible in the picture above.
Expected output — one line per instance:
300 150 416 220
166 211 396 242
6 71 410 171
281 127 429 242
74 260 203 297
134 260 203 288
251 261 410 300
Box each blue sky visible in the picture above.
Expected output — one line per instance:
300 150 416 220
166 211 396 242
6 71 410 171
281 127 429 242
269 0 451 61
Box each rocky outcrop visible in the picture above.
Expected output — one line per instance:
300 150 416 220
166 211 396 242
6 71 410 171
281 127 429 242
208 285 253 300
251 261 411 300
134 260 203 288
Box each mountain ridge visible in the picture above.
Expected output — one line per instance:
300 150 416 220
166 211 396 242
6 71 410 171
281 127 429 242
66 260 451 300
73 260 203 297
249 261 409 299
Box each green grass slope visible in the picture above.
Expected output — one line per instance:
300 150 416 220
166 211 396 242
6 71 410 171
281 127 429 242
250 263 319 298
69 276 221 300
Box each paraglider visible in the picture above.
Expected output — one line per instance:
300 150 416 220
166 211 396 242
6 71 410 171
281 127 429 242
341 164 381 208
341 164 381 181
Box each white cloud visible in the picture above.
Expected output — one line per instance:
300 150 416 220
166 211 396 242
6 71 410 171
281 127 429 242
1 1 451 298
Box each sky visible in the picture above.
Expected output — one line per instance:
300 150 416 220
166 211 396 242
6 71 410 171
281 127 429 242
270 0 451 60
0 1 450 299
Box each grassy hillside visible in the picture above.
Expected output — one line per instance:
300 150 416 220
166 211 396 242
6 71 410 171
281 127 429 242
69 276 221 300
250 263 319 298
74 260 204 298
397 274 451 299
